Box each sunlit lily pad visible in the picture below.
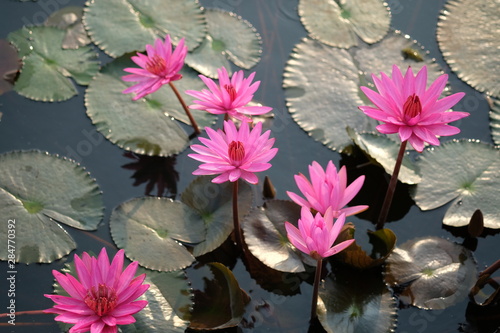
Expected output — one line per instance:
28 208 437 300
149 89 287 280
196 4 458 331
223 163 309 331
0 150 104 264
413 140 500 229
298 0 390 48
242 200 315 273
489 96 500 146
317 266 397 333
109 197 205 271
347 128 421 184
45 6 91 49
7 26 99 102
83 0 205 57
185 9 262 78
437 0 500 98
385 236 477 309
85 54 214 156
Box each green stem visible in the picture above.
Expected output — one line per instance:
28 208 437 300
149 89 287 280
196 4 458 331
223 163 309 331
232 180 244 249
311 258 323 320
169 82 200 135
376 140 407 230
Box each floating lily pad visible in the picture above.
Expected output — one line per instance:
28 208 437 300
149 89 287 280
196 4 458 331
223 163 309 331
317 266 397 333
109 197 205 271
437 0 500 98
85 54 214 156
347 128 421 184
0 39 21 95
413 140 500 229
298 0 390 49
45 6 92 49
7 26 100 102
242 200 315 273
385 236 477 309
83 0 205 57
181 176 253 257
185 9 262 78
0 150 104 264
489 96 500 146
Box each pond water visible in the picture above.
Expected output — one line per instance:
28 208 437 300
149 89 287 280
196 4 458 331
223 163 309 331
0 0 498 332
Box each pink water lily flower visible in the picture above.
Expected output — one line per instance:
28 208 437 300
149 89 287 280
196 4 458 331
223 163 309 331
285 207 355 260
122 34 187 100
359 65 469 152
44 248 149 333
189 120 278 184
185 67 272 122
287 161 367 218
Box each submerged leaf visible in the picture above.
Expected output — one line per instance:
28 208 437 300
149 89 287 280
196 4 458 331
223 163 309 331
0 150 104 263
44 6 91 49
413 140 500 229
385 236 477 309
0 39 21 95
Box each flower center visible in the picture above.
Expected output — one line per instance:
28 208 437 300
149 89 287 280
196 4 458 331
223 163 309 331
224 84 237 101
403 94 422 119
145 55 167 76
228 141 245 164
84 284 117 317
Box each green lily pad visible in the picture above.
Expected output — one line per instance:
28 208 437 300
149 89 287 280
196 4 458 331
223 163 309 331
0 150 104 264
413 140 500 229
347 128 421 184
489 96 500 146
242 200 315 273
85 54 214 156
298 0 390 49
83 0 205 57
109 197 205 271
437 0 500 98
7 26 99 102
185 8 262 78
189 262 249 330
44 6 92 49
181 176 253 257
317 266 397 333
385 236 477 309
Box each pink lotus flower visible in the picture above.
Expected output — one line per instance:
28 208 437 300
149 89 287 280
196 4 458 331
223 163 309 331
185 67 272 122
359 65 469 152
285 207 355 259
189 120 278 184
44 248 149 333
122 35 187 100
287 161 367 218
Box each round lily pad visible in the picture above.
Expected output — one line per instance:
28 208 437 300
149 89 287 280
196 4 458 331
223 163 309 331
413 140 500 229
385 236 477 309
298 0 390 49
437 0 500 98
83 0 206 57
44 6 92 49
7 26 100 102
85 54 214 156
0 150 104 264
185 9 262 78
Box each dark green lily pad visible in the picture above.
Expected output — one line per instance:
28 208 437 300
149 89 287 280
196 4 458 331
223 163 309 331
437 0 500 98
385 236 477 309
413 140 500 229
109 197 205 271
298 0 390 48
185 9 262 78
317 266 397 333
7 26 99 101
242 200 315 273
85 54 214 156
0 150 104 264
489 96 500 146
83 0 205 57
189 262 249 330
347 128 421 184
44 6 91 49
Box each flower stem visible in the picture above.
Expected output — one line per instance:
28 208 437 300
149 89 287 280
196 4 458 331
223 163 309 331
311 258 323 320
376 140 407 230
0 309 46 318
232 180 244 249
169 82 201 135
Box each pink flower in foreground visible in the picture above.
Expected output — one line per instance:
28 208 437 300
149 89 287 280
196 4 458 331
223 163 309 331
185 67 272 122
359 65 469 152
44 248 149 333
122 35 187 100
189 120 278 184
285 207 355 260
287 161 367 218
